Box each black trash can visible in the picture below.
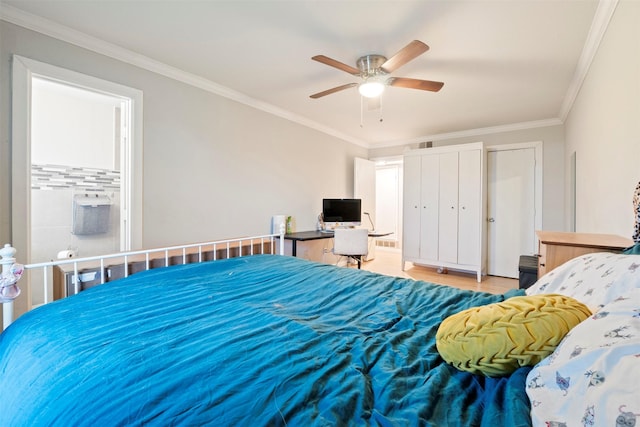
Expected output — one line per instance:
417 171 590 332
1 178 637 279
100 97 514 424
518 255 538 289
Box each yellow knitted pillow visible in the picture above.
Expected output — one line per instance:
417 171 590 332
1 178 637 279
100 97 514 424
435 294 591 377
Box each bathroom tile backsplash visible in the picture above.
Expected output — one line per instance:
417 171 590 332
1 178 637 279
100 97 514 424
32 164 120 191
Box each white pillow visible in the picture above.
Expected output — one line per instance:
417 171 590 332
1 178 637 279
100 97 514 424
526 252 640 311
526 288 640 426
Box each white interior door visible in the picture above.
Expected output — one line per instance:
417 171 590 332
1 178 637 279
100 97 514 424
354 157 376 226
354 157 376 260
487 148 536 277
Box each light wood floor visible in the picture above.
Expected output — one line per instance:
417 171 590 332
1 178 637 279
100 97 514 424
360 248 518 295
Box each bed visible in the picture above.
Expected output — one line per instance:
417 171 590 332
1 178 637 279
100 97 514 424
0 238 638 426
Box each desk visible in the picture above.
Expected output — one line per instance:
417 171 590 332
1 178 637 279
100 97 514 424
284 230 392 257
536 231 632 277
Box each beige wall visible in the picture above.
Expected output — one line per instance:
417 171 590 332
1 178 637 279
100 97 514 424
0 22 367 250
564 0 640 238
369 124 566 231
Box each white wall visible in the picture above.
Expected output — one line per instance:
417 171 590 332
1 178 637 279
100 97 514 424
0 22 367 249
369 124 566 232
32 77 120 168
564 0 640 238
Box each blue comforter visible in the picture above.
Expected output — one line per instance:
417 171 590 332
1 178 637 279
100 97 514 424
0 255 531 426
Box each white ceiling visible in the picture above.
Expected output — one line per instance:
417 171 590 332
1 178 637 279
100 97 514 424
2 0 605 148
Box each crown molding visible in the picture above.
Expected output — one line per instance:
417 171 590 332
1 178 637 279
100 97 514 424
0 4 368 148
374 118 563 149
558 0 618 121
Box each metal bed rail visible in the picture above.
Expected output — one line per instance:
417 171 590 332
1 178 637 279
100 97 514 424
2 231 285 330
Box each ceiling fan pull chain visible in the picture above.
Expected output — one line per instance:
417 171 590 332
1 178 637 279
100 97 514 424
360 96 364 128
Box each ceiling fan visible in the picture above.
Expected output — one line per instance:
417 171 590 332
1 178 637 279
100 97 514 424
310 40 444 100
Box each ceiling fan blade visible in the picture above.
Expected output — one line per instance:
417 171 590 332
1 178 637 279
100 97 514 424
312 55 361 76
310 83 358 99
381 40 429 73
388 77 444 92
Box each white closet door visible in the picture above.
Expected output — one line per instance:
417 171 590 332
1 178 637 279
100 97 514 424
458 149 481 266
420 154 440 260
438 152 459 263
402 155 421 259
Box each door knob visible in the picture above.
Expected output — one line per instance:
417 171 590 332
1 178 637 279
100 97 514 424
488 218 495 222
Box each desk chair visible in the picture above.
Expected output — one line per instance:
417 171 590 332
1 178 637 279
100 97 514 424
333 228 369 269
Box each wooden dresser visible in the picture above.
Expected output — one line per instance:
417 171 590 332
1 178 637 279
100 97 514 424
536 231 633 277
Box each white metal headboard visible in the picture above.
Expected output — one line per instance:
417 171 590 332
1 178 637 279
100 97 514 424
2 231 285 330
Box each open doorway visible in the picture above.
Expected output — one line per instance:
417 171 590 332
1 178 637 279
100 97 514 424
375 157 403 250
11 55 143 310
31 77 124 268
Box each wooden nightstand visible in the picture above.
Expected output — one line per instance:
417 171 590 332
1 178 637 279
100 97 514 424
536 231 633 277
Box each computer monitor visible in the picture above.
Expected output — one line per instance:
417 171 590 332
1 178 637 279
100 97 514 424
322 198 362 229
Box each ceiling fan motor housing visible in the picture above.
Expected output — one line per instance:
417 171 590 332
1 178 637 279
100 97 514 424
356 54 388 77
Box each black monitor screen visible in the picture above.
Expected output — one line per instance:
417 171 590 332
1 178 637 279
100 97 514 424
322 199 362 223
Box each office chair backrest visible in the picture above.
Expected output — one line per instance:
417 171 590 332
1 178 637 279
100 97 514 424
333 228 369 256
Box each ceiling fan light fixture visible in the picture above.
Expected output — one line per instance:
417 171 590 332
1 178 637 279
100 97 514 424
358 80 385 98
